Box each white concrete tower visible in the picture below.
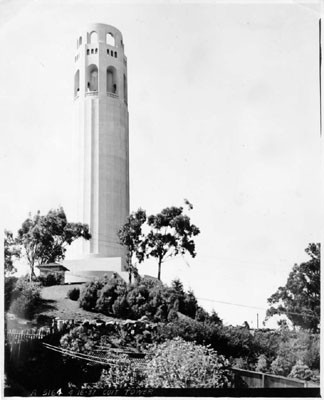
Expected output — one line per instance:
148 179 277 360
67 23 129 281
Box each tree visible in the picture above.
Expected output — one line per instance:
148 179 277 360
4 230 21 276
143 202 200 280
266 243 320 333
118 208 146 283
17 207 91 279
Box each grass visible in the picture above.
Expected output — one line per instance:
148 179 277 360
37 284 117 322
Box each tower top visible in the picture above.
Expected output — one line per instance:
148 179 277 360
75 23 124 50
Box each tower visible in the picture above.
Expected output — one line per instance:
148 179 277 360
66 23 129 281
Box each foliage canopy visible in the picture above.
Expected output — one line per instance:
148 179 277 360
17 207 91 278
266 243 320 333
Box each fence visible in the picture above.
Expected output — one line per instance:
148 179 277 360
232 368 319 388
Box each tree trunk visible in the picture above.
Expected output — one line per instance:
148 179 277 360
157 259 162 281
30 265 36 281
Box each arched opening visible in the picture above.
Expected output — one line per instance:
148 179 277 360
74 70 80 96
106 33 115 46
107 66 117 94
79 36 82 46
90 31 98 44
91 49 94 54
87 64 98 91
123 74 127 103
114 51 117 58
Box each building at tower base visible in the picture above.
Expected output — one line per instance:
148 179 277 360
65 23 129 283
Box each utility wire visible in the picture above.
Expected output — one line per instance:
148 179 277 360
197 297 318 318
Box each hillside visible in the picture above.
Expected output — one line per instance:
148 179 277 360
37 284 118 322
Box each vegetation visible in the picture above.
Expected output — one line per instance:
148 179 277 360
118 208 146 283
5 276 18 311
96 359 146 388
266 243 320 333
9 276 42 319
4 230 21 276
4 222 320 391
145 338 233 388
79 275 212 323
17 207 91 279
143 201 200 280
118 200 200 280
67 287 80 301
38 273 62 287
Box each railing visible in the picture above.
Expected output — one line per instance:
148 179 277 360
107 91 118 98
232 368 319 388
85 91 98 96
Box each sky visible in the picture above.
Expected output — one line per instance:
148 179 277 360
0 0 321 327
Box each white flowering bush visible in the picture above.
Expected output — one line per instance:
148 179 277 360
144 337 233 388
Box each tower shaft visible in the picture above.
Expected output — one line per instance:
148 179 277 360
74 23 129 262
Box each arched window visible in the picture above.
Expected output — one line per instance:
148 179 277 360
79 36 82 46
106 33 115 46
87 49 90 55
74 70 80 96
123 74 127 103
95 48 98 54
90 31 98 44
91 49 94 54
87 64 98 91
114 51 117 58
107 66 117 94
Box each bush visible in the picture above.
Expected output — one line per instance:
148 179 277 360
79 275 203 322
288 361 313 381
255 354 268 372
9 277 41 319
39 273 62 286
79 280 104 311
232 357 249 370
270 356 294 377
96 358 146 388
5 276 18 311
145 337 233 388
67 287 80 301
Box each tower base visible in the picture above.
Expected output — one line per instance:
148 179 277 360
64 257 128 283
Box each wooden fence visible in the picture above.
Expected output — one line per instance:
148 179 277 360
232 368 319 388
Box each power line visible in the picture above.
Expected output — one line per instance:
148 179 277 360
197 297 318 318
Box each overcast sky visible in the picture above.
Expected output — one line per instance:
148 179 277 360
0 0 321 327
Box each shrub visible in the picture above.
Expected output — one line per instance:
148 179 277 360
288 361 313 381
5 276 18 311
145 337 233 388
96 358 146 388
39 273 62 286
9 277 41 319
78 275 201 322
96 278 127 315
60 326 101 354
79 280 104 311
255 354 268 372
270 356 294 377
233 357 249 370
67 287 80 301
